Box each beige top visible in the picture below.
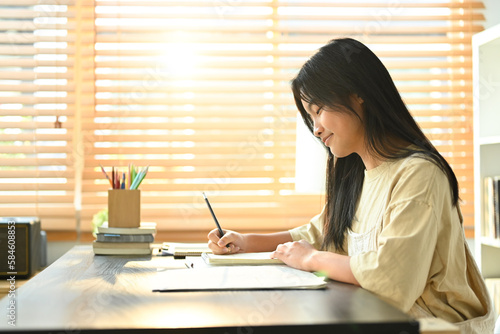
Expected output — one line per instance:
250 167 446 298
289 155 496 333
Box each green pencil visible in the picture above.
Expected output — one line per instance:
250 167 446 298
130 165 149 190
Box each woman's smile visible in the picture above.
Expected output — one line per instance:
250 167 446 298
322 134 333 146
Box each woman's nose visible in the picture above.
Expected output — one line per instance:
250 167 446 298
313 122 323 137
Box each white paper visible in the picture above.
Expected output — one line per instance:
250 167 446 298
152 265 327 292
201 252 283 265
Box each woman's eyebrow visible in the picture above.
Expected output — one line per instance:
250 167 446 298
305 101 317 114
306 101 315 110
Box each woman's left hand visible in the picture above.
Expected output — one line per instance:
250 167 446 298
270 239 317 272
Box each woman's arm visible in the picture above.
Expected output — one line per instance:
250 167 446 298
271 240 360 286
240 232 294 252
209 229 358 285
207 229 293 254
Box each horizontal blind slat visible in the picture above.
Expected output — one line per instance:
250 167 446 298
0 0 480 232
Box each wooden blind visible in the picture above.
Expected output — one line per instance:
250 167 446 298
1 1 484 237
0 0 77 229
84 0 326 234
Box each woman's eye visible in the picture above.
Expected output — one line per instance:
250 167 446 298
315 107 323 115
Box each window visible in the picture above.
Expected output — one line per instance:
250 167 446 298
0 1 76 228
1 0 484 238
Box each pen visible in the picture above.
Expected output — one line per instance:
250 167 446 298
202 192 225 238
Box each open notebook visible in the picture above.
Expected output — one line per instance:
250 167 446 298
153 265 327 292
201 251 283 265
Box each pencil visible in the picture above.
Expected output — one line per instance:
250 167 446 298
99 164 113 188
130 165 149 190
128 163 131 189
131 163 136 187
202 192 224 238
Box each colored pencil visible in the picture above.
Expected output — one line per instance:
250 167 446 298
100 164 114 188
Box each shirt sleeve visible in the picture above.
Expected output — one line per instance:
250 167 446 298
350 161 442 312
288 207 325 250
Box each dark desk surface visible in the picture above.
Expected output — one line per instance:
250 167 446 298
0 245 419 333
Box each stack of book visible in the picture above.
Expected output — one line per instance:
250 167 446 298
484 176 500 240
92 222 157 255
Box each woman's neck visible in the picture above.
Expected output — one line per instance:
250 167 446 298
361 154 383 171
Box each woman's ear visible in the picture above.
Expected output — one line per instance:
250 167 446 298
349 94 364 107
355 94 364 104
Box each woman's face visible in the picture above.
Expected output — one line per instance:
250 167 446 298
302 96 365 159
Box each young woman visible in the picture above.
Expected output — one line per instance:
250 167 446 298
207 38 496 333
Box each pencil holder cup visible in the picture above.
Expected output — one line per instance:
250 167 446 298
108 189 141 228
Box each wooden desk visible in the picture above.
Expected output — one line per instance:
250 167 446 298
0 272 39 298
0 245 419 333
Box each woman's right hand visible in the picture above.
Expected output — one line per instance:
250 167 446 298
207 228 246 255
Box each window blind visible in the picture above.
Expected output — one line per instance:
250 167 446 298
1 0 484 238
85 0 326 234
0 0 77 229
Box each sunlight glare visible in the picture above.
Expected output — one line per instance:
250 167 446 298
158 42 198 78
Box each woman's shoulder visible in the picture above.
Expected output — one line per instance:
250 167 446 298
367 151 443 185
391 151 444 176
386 152 451 204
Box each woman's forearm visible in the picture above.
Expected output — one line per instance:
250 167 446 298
308 250 360 286
243 231 293 253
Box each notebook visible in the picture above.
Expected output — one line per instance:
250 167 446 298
201 251 283 265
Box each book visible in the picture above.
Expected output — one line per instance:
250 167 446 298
495 177 500 239
161 242 211 258
152 265 327 292
93 241 151 249
484 177 493 238
92 247 152 255
96 233 154 243
92 241 152 255
97 222 157 235
484 176 500 239
201 252 283 266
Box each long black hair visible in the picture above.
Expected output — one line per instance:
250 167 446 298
291 38 459 252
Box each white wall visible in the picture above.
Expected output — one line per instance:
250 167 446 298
484 0 500 29
467 1 500 253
